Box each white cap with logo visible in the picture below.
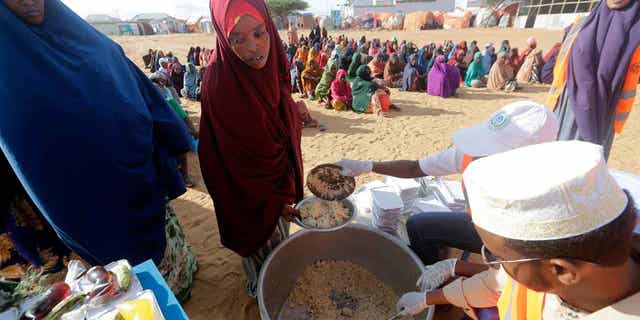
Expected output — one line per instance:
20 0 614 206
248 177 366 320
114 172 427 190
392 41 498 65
463 141 628 241
452 101 559 157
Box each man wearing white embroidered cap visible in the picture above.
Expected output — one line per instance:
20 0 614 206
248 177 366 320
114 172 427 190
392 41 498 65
337 101 559 267
396 141 640 319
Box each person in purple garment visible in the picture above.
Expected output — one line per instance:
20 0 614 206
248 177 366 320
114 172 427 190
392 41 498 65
427 55 461 99
550 0 640 160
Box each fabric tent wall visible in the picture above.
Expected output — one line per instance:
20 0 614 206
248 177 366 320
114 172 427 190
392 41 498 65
381 13 405 30
434 12 445 27
443 11 473 29
496 3 519 27
199 21 213 33
403 12 428 30
137 22 154 35
403 11 439 30
473 8 495 27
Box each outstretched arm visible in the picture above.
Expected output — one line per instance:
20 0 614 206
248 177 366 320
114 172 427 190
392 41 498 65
372 160 424 178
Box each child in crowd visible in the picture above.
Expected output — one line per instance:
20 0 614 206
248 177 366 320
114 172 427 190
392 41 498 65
150 72 199 187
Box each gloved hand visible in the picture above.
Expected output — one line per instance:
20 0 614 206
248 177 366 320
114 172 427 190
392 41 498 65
416 258 457 291
396 291 429 316
335 159 373 177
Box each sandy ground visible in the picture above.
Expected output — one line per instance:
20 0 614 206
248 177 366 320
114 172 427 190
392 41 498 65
113 29 640 320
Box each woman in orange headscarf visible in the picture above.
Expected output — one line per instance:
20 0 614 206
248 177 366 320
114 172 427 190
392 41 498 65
301 59 323 99
368 52 386 79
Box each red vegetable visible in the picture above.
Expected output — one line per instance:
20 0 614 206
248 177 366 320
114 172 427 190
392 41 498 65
21 282 71 319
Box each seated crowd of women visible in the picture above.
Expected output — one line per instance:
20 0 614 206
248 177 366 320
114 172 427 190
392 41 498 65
143 47 209 101
285 34 562 104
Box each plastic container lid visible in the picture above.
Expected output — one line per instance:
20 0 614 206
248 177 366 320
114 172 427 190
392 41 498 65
413 196 452 213
371 186 404 210
384 176 421 191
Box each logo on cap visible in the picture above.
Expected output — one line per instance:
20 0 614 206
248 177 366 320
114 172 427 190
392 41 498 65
488 112 510 131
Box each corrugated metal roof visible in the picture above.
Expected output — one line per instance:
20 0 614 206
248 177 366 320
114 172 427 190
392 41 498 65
86 14 121 23
132 13 173 21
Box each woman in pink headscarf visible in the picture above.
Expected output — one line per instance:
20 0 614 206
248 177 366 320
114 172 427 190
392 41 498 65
330 69 352 110
200 0 304 298
427 55 461 98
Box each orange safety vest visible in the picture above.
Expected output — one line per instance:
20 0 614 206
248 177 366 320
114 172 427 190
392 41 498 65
546 17 585 110
497 276 546 320
461 154 474 215
547 18 640 134
615 46 640 133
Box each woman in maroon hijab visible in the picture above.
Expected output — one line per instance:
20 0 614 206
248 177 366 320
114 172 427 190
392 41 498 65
199 0 304 297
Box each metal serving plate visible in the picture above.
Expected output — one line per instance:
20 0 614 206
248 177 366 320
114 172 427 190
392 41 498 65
293 196 357 232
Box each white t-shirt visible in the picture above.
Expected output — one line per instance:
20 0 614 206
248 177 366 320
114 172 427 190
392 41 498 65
418 148 465 177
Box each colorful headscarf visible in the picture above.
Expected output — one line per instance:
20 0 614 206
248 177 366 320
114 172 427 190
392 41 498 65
315 60 337 99
200 0 304 256
0 0 191 265
464 52 486 86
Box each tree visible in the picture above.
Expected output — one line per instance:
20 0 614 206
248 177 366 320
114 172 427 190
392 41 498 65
266 0 309 27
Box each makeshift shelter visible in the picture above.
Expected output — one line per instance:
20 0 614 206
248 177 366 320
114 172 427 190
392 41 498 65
132 13 186 34
359 13 377 29
137 22 154 35
443 11 473 29
403 11 429 30
473 8 495 27
90 22 142 36
496 2 519 27
199 18 213 33
186 16 200 32
424 11 439 29
381 13 404 30
434 12 445 27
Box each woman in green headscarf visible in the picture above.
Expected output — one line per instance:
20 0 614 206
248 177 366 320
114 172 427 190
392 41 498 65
351 65 376 113
464 52 487 88
351 65 393 116
315 60 338 107
348 47 367 81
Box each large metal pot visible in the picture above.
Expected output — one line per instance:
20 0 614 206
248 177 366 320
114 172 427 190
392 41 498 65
258 224 429 319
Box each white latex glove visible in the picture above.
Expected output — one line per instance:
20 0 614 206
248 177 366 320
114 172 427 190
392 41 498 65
335 159 373 177
416 258 457 291
396 291 429 316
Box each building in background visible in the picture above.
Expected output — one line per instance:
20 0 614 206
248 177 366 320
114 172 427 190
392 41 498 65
132 13 187 34
514 0 598 28
288 13 317 28
186 16 213 33
86 15 157 36
86 14 121 24
343 0 456 17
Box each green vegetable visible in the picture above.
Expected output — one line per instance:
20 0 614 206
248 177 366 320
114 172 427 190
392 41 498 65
112 265 132 291
43 293 85 320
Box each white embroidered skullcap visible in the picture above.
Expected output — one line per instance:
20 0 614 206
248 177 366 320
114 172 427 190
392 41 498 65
464 141 628 241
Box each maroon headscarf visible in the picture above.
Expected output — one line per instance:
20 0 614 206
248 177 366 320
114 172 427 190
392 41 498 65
199 0 304 257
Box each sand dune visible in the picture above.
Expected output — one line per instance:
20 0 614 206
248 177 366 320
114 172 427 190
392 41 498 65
113 29 640 320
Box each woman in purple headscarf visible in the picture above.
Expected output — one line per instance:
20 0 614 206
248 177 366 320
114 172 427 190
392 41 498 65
427 55 461 98
550 0 640 160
